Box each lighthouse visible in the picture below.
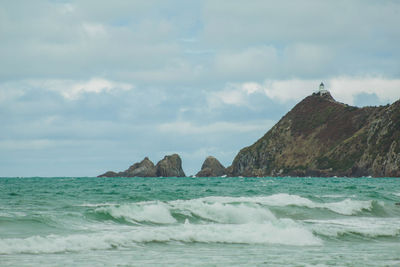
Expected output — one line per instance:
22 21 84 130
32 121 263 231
318 82 328 95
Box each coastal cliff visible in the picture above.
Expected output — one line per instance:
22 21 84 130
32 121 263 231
229 92 400 177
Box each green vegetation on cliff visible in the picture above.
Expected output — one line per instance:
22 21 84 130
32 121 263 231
229 92 400 177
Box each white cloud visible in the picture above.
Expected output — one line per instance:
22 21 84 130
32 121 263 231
60 3 75 14
208 77 400 108
207 82 263 108
263 79 317 102
214 46 278 78
262 77 400 105
242 82 262 94
329 77 400 105
158 120 275 135
34 78 133 100
82 23 107 38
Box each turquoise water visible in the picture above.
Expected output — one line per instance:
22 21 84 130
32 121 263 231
0 177 399 266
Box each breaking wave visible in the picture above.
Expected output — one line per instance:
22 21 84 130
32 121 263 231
307 217 400 238
89 193 377 226
170 194 375 216
4 193 390 254
94 201 176 224
0 221 322 254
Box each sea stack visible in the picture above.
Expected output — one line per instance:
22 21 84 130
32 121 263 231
155 154 186 177
98 157 157 177
196 156 227 177
120 157 157 177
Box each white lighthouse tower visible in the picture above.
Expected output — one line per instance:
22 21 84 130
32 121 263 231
318 82 328 95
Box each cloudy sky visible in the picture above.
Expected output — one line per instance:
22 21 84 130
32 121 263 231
1 0 400 176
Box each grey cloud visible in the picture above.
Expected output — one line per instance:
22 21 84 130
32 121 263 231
1 1 399 176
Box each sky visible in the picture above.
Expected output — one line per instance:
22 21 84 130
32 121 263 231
1 0 400 177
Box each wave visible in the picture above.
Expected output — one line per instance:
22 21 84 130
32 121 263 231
170 194 374 216
316 194 356 198
94 201 176 224
85 194 376 227
170 200 276 224
0 211 27 218
306 218 400 238
0 221 321 254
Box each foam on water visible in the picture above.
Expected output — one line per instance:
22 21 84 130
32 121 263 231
95 201 176 224
170 200 276 223
85 194 374 228
306 217 400 238
1 177 400 266
0 220 321 254
175 194 374 215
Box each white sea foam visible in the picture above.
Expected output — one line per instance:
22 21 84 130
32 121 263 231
306 217 400 237
171 200 276 224
77 203 116 207
393 192 400 197
96 201 176 224
0 221 321 254
0 211 27 218
176 194 373 215
85 194 372 227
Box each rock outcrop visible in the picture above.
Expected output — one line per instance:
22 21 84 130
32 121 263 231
98 171 118 178
122 157 157 177
98 157 157 177
229 92 400 177
98 154 186 177
156 154 186 177
196 156 227 177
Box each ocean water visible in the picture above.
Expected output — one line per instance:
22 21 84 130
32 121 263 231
0 177 399 266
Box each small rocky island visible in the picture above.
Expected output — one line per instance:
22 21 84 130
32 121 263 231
98 154 185 177
196 156 227 177
99 83 400 178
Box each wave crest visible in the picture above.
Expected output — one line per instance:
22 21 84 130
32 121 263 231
0 221 322 254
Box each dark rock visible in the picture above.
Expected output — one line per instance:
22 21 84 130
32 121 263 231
196 156 226 177
229 92 400 177
97 157 156 177
98 171 119 177
120 157 157 177
155 154 186 177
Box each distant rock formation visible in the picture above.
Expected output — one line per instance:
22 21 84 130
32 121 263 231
122 157 157 177
98 154 185 177
156 154 186 177
98 89 400 178
196 156 226 177
98 171 118 178
228 92 400 177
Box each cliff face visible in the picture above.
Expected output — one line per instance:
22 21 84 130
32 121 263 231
156 154 186 177
230 92 400 177
122 157 157 177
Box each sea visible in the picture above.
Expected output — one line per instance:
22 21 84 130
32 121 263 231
0 177 399 266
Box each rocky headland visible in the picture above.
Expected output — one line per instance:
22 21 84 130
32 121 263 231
227 92 400 177
99 91 400 178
